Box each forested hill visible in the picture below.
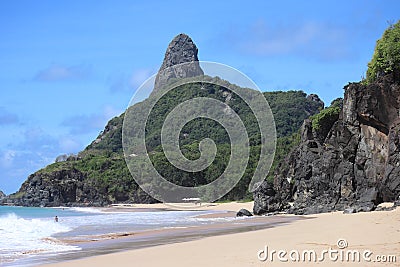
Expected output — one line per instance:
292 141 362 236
4 87 323 206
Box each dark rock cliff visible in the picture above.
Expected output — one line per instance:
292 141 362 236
254 73 400 215
0 190 5 199
2 162 156 207
11 169 93 207
153 33 204 93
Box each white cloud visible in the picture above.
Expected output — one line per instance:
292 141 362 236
34 64 91 82
59 136 82 152
0 112 123 193
0 147 56 194
229 19 352 62
0 126 89 193
103 105 122 119
108 68 155 94
18 127 57 151
130 68 155 89
0 150 16 168
61 105 122 135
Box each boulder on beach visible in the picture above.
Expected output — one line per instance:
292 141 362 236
236 208 253 217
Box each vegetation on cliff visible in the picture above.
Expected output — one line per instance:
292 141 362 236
310 98 342 139
366 20 400 83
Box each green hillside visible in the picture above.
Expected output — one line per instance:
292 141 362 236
6 78 323 206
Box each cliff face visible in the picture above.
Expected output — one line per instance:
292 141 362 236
254 74 400 215
0 190 5 199
153 33 204 93
14 169 90 207
3 166 155 207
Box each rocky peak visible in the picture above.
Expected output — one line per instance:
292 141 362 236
0 190 5 199
154 33 204 93
159 33 200 69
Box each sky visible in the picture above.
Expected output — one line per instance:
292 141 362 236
0 0 399 194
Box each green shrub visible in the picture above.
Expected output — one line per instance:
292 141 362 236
311 106 340 131
366 21 400 83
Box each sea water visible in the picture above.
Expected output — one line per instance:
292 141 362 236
0 206 82 265
0 206 231 266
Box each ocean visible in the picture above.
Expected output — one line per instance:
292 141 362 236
0 205 236 266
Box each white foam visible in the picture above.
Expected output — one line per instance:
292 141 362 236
68 207 105 214
0 213 81 264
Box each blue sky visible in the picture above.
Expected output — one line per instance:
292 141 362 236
0 0 399 194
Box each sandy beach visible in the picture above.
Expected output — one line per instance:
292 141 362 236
38 202 400 267
105 201 255 212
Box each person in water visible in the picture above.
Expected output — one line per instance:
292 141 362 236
54 216 58 222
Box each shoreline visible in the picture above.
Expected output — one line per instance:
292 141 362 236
14 201 298 266
2 202 261 266
38 203 400 267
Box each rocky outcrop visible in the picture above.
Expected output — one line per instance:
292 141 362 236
254 74 400 215
153 33 204 94
253 181 288 215
0 190 5 199
307 94 324 110
2 166 157 207
3 169 102 207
